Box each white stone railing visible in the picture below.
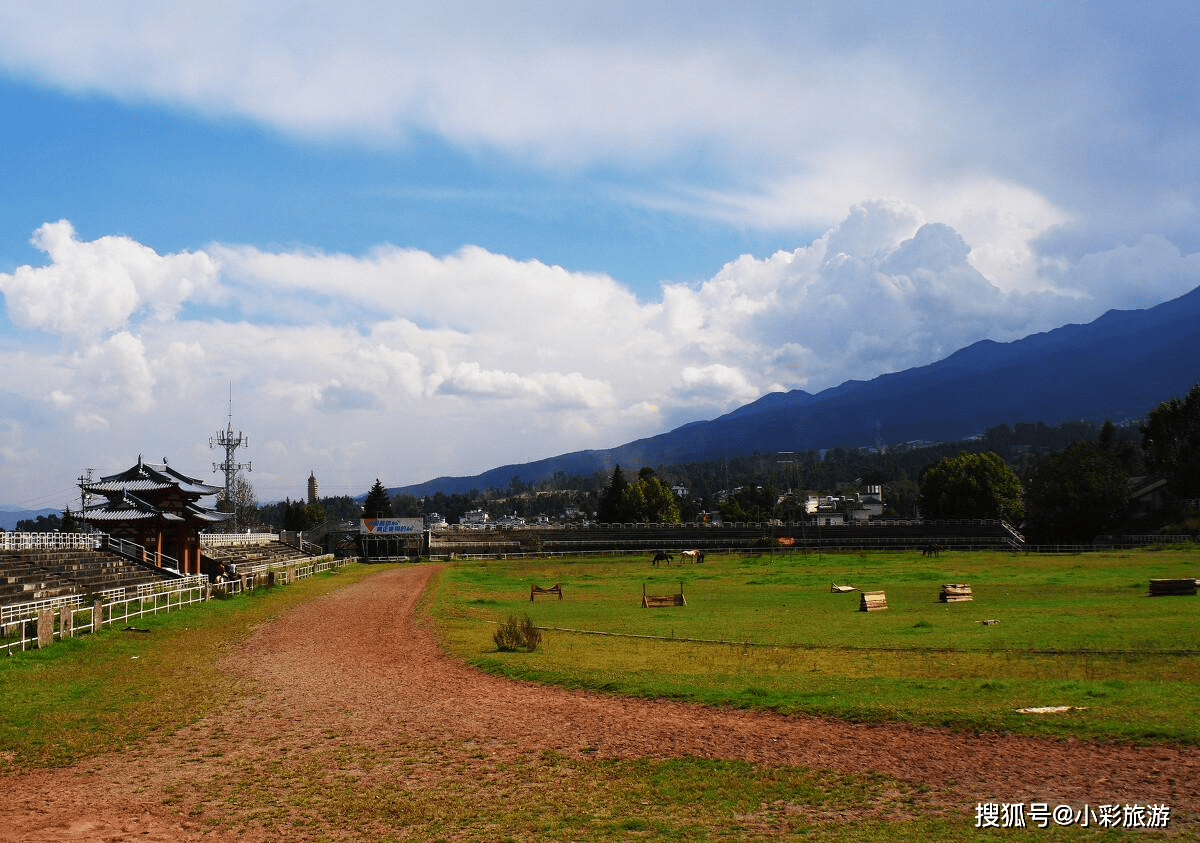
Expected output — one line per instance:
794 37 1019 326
200 532 279 547
0 532 100 551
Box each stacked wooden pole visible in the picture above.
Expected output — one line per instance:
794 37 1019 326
858 591 888 611
1148 578 1197 596
939 583 974 602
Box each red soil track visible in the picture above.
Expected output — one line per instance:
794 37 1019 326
2 565 1196 840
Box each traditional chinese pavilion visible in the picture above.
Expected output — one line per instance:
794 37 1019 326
79 456 231 574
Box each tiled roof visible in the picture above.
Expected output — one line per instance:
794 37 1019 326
80 490 168 523
186 502 234 523
79 489 229 525
85 455 223 498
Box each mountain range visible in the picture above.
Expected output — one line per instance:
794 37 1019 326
0 506 60 531
393 285 1200 496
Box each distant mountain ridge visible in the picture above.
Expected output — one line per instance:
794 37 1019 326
0 507 60 530
393 285 1200 496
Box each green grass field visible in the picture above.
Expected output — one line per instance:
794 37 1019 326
2 549 1196 840
432 547 1200 744
0 563 388 770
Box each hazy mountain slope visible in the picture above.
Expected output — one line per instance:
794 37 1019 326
393 285 1200 496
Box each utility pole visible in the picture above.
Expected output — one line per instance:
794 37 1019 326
776 451 812 555
211 388 251 530
776 452 798 520
77 468 94 514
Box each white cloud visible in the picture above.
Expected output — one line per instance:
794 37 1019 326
0 221 218 337
73 412 110 432
3 200 1199 505
0 3 1173 246
1049 234 1200 311
74 332 157 412
678 364 764 404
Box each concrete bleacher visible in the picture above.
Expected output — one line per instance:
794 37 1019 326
0 554 78 605
200 540 320 578
0 548 176 607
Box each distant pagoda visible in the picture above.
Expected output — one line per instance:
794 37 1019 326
79 456 231 574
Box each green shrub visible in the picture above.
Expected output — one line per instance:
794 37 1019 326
494 613 542 652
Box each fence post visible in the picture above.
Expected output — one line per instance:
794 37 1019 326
93 599 103 634
60 605 74 639
37 609 54 648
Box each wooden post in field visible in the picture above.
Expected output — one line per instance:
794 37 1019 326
37 609 54 648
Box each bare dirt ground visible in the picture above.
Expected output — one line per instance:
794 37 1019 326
2 564 1197 840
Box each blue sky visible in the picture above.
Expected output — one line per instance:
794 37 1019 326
1 2 1199 509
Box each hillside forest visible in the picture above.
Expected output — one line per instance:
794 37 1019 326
384 384 1200 543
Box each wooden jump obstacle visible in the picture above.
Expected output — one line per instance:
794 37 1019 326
1149 578 1197 596
530 583 564 601
939 583 973 603
858 591 888 612
642 581 686 608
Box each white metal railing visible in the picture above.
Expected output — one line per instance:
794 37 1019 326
103 536 181 572
0 532 101 551
201 532 280 547
1 593 84 625
135 574 207 598
204 554 343 596
0 555 353 653
223 554 339 581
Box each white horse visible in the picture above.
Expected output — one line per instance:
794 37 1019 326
680 549 705 563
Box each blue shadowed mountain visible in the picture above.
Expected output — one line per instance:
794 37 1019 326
393 285 1200 496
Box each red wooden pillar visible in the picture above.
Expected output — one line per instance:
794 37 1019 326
178 524 189 573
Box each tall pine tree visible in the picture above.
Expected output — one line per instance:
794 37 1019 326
363 479 394 518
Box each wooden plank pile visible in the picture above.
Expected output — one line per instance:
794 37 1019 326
642 582 686 608
858 590 888 612
939 583 973 603
1148 578 1197 596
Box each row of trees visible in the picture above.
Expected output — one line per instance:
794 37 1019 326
596 466 681 523
921 386 1200 542
247 383 1197 540
14 386 1194 543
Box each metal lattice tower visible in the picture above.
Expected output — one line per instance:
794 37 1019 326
76 468 94 514
211 390 251 529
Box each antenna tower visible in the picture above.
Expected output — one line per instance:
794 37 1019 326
76 468 94 515
211 388 251 529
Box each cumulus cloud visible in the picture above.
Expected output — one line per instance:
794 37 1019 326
0 221 217 337
1043 233 1200 310
73 331 157 412
2 202 1199 503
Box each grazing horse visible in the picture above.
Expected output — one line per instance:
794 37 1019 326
920 543 943 558
652 551 673 566
680 549 705 563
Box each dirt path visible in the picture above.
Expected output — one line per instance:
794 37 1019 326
2 565 1196 840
